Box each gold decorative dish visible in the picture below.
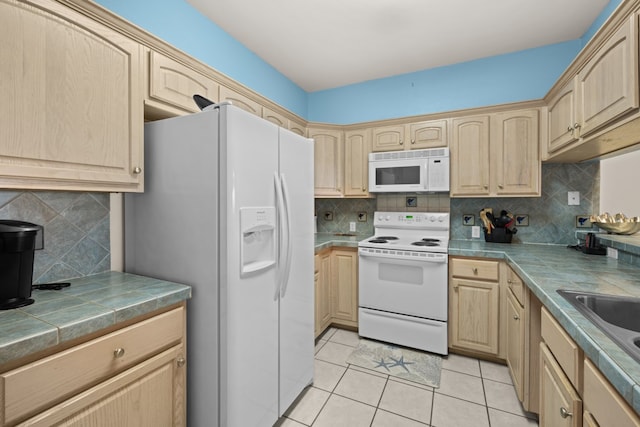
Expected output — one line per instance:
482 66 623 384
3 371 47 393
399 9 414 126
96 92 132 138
590 213 640 235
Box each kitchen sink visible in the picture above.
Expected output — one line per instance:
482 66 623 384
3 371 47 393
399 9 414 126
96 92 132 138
557 289 640 362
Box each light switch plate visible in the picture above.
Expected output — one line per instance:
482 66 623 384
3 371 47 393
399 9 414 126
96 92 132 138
472 226 481 238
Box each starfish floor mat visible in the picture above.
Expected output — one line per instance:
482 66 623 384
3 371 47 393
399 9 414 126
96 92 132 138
346 339 442 388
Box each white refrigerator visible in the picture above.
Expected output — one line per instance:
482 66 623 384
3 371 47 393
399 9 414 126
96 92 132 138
124 103 314 426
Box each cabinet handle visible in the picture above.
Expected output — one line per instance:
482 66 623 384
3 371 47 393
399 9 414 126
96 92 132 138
472 268 478 275
559 407 573 418
177 357 186 368
498 184 504 189
513 315 520 320
483 184 489 189
362 188 366 192
114 348 125 358
133 166 142 174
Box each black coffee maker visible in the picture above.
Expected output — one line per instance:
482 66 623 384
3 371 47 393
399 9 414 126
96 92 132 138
0 220 44 310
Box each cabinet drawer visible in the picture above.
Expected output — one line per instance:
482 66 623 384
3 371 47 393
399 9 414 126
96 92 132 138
541 307 583 392
1 307 184 425
584 358 640 427
450 258 499 281
506 267 525 306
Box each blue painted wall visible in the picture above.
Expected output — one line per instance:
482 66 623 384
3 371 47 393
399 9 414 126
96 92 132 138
307 41 581 124
94 0 308 117
95 0 620 123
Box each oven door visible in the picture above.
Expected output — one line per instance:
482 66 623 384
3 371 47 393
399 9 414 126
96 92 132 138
358 247 448 320
368 159 427 193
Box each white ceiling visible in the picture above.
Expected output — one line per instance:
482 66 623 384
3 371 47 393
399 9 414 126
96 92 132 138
186 0 610 92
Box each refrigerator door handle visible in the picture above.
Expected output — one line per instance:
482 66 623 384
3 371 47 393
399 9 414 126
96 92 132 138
279 173 293 298
274 172 285 300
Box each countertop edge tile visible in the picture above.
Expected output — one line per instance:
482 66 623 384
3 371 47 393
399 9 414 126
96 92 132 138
0 271 190 367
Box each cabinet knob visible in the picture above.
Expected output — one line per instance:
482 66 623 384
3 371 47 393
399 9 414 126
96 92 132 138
483 185 489 189
513 315 520 320
114 348 125 358
411 139 416 144
472 268 478 275
559 407 573 418
133 166 142 174
362 188 366 192
498 184 504 189
177 357 186 368
568 125 574 133
573 123 581 129
507 279 513 284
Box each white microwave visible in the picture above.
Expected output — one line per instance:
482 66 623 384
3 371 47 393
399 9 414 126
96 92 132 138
368 148 449 193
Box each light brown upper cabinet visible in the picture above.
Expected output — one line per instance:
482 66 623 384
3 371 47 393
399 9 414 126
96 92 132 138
372 119 448 152
0 0 144 192
545 14 639 161
344 129 372 197
262 107 288 128
450 115 491 196
450 109 540 197
288 120 307 137
219 86 262 116
372 124 405 151
310 127 344 197
145 50 219 117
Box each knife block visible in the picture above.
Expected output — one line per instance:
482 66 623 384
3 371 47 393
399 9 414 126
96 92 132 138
483 227 513 243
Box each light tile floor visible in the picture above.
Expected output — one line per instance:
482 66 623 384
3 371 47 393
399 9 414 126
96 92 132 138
276 327 539 427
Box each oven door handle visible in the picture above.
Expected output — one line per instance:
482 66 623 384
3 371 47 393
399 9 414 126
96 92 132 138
358 248 447 263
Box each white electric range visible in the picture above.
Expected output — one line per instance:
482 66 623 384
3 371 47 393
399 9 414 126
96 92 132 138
358 211 449 355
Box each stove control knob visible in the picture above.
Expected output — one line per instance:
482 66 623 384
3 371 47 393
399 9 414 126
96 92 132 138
438 216 445 222
429 216 436 222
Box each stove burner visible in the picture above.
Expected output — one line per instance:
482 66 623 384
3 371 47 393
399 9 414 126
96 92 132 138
376 236 399 240
369 239 390 244
421 238 441 243
411 241 440 247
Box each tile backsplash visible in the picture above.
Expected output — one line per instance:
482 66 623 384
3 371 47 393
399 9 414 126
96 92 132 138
450 163 600 244
316 162 599 245
0 191 110 284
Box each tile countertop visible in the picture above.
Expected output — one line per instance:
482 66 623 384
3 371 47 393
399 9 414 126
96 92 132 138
449 239 640 415
314 232 371 252
0 271 191 366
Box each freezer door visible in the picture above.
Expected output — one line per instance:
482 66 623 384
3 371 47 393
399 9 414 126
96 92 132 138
219 105 280 427
278 127 315 415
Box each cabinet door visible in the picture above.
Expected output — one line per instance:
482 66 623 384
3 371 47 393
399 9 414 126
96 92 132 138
540 343 582 427
449 277 499 355
506 290 525 401
330 249 358 322
310 128 344 197
372 125 405 152
219 86 262 116
450 116 490 197
147 50 219 115
262 107 288 128
491 109 540 196
315 252 332 337
577 15 638 138
409 119 448 149
21 345 186 427
547 78 579 153
0 0 143 192
344 129 371 197
289 120 307 137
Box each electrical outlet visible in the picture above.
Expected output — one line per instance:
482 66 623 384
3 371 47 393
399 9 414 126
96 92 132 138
349 222 356 232
607 247 618 259
472 226 481 238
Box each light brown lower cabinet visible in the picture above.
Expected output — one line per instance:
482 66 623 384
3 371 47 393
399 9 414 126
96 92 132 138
0 305 187 426
539 342 582 427
314 247 358 337
315 251 332 337
506 288 525 401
